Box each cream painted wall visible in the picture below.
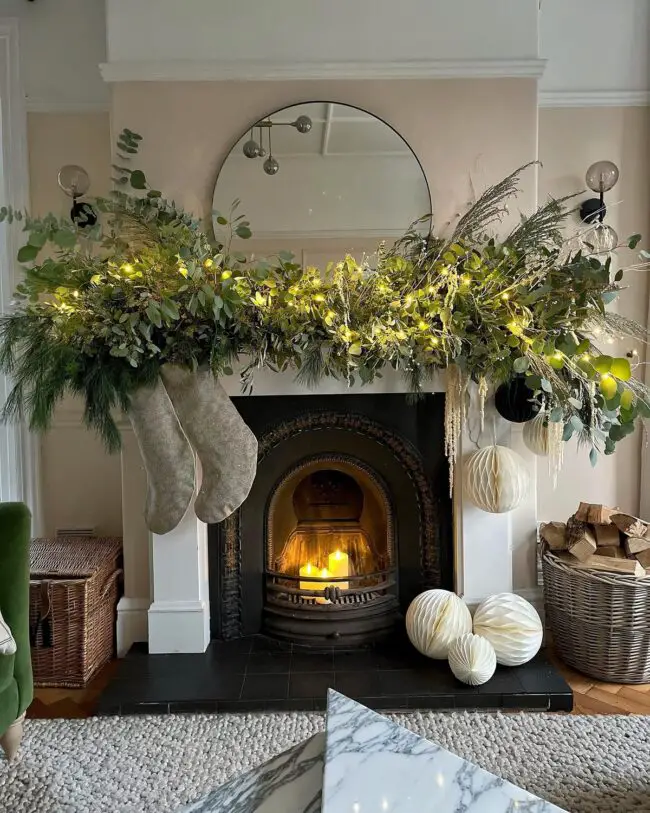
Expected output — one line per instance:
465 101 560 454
27 112 121 537
537 106 650 520
110 79 538 227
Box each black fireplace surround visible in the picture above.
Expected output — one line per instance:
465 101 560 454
208 393 453 645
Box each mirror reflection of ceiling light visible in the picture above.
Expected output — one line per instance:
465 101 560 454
242 115 312 175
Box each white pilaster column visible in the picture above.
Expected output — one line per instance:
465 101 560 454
117 429 152 656
148 484 210 654
509 423 542 609
456 429 514 606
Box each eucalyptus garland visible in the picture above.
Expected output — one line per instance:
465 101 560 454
1 130 649 482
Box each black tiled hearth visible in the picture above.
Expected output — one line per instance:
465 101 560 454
97 636 573 715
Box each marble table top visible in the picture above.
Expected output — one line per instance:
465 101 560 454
175 690 566 813
322 690 566 813
178 732 324 813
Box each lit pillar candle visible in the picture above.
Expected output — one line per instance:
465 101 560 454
299 563 331 604
328 549 349 590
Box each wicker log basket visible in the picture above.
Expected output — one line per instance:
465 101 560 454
542 546 650 683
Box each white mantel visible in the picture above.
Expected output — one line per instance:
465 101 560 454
117 368 539 655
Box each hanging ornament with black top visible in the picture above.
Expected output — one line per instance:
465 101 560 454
494 374 540 423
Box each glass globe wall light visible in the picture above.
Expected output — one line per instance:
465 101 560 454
57 164 98 228
579 160 620 253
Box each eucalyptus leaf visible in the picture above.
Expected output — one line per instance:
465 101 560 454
592 355 612 374
599 374 617 400
130 170 147 190
513 356 529 373
52 229 77 249
28 231 48 248
610 357 631 381
589 447 598 467
17 244 39 263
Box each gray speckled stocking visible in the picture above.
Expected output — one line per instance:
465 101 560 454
160 365 258 524
127 378 196 535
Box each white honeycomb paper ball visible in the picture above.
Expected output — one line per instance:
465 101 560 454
523 413 549 457
473 593 543 666
448 632 497 685
405 589 472 659
463 445 530 513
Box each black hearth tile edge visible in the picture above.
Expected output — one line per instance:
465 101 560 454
119 702 171 715
549 693 574 712
407 694 455 710
452 693 502 710
219 699 314 713
501 693 550 710
169 700 220 714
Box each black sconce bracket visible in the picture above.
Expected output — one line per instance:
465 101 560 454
579 197 606 224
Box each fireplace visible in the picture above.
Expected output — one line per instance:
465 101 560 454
208 394 453 648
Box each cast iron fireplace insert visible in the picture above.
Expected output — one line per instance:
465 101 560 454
208 393 453 649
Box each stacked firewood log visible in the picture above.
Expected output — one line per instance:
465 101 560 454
540 502 650 578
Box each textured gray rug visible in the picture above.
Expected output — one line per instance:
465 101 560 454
0 712 649 812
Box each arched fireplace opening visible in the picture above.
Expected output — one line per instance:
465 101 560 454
264 456 398 646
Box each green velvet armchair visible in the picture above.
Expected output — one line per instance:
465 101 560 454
0 502 33 760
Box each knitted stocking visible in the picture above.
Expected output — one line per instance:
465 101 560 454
127 378 196 535
160 365 258 524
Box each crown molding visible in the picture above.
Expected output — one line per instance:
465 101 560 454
25 99 111 114
539 89 650 108
100 58 547 83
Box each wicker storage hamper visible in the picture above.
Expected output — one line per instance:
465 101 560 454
29 537 122 687
542 546 650 683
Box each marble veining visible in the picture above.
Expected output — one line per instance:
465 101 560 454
177 732 324 813
322 690 567 813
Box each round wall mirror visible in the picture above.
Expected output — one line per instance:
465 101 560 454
213 102 431 263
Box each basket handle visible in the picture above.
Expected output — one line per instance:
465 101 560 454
101 569 123 599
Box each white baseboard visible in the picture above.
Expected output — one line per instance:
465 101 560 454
116 597 150 657
148 599 210 654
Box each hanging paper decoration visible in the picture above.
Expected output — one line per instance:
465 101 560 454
463 445 530 513
494 376 540 423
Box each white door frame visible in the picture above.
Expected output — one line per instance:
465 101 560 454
0 18 42 531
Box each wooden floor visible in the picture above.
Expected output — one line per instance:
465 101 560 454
28 660 119 720
27 653 650 719
554 659 650 715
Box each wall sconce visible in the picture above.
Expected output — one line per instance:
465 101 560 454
242 115 312 176
579 160 619 253
57 165 98 228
